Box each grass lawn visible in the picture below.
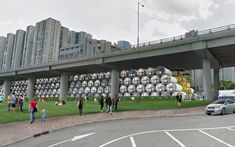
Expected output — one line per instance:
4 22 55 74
0 100 211 124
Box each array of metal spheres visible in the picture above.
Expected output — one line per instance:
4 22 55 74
0 66 188 98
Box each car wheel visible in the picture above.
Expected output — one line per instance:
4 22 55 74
206 113 211 115
233 109 235 114
221 108 226 115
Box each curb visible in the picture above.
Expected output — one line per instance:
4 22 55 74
33 131 49 137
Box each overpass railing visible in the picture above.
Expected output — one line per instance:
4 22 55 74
132 24 235 48
1 24 235 74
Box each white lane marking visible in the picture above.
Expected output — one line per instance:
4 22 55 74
165 131 185 147
48 132 96 147
71 133 96 141
199 130 233 147
227 128 235 132
98 125 235 147
130 137 137 147
48 139 71 147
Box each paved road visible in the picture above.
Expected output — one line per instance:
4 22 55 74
8 113 235 147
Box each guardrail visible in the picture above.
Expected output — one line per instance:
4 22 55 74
132 24 235 48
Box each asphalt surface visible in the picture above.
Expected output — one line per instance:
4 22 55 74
8 113 235 147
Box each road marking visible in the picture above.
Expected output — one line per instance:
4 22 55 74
199 130 233 147
48 132 96 147
48 139 71 147
227 128 235 132
130 137 137 147
98 125 235 147
71 133 96 141
165 131 185 147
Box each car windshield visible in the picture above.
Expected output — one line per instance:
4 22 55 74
213 100 226 104
218 96 235 100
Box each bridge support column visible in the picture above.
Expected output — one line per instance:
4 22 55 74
59 73 69 101
111 68 119 99
4 79 11 99
27 77 35 100
213 68 220 100
203 58 213 100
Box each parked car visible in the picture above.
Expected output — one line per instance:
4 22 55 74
205 99 235 115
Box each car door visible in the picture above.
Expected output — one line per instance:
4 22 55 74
229 100 235 112
225 100 233 112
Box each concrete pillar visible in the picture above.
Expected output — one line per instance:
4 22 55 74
27 77 35 100
111 69 119 99
59 73 69 101
213 68 220 100
3 79 11 99
203 58 212 99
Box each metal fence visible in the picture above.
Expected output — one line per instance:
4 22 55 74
132 24 235 48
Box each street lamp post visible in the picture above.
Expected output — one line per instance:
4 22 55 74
137 1 144 47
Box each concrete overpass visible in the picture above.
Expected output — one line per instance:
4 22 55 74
1 24 235 100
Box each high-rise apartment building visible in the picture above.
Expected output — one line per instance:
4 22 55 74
32 18 61 65
97 40 112 54
116 40 132 49
3 33 15 71
60 26 69 48
68 30 77 45
220 67 235 82
0 17 116 70
77 31 92 44
22 25 35 67
11 30 25 69
0 37 6 70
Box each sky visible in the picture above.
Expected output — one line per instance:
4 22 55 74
0 0 235 45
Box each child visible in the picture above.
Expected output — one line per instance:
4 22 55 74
40 108 46 123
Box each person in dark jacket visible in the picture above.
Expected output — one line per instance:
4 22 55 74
105 96 112 115
19 95 25 112
77 97 84 116
99 96 104 112
113 95 119 111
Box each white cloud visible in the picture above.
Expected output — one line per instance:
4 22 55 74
0 19 28 35
142 20 187 42
145 0 216 21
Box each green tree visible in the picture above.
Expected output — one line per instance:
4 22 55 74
220 80 235 90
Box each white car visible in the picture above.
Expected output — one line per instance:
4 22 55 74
205 99 235 115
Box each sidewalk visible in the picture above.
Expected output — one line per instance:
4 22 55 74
0 107 204 146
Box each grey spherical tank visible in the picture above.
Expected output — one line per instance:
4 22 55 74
137 84 145 93
137 68 146 77
132 77 141 86
156 66 172 77
128 69 137 78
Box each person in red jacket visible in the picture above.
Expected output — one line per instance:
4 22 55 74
29 97 38 124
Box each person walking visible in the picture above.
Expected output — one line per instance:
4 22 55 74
7 94 12 111
0 95 3 105
114 95 119 111
178 94 182 107
99 96 104 112
19 95 25 112
105 96 112 115
77 97 84 116
0 95 3 111
176 93 181 107
15 95 20 111
11 93 16 112
29 97 38 124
